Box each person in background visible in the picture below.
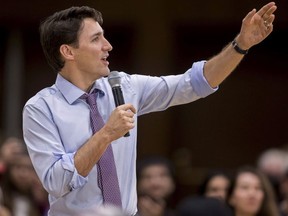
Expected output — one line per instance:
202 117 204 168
0 137 26 216
0 137 26 175
22 2 277 215
176 170 231 216
136 156 176 216
257 148 288 203
1 150 46 216
198 170 231 201
227 166 279 216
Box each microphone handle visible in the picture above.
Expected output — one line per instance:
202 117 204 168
112 87 125 106
112 87 130 137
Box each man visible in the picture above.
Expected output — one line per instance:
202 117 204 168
22 3 277 216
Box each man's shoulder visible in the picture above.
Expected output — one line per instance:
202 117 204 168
24 85 59 107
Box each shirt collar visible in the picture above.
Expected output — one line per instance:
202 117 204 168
55 74 105 104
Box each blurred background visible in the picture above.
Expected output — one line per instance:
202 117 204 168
0 0 288 199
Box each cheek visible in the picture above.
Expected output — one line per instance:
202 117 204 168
256 191 265 203
229 191 245 207
138 180 148 190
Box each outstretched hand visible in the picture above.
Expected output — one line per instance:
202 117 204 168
236 2 277 50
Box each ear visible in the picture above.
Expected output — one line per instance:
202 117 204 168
59 44 75 61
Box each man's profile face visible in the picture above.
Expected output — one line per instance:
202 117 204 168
71 18 113 80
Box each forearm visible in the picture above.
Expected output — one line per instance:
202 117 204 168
74 103 136 177
204 39 245 88
74 129 111 177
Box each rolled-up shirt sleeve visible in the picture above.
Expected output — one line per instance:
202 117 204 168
189 60 218 97
59 153 87 191
23 102 87 198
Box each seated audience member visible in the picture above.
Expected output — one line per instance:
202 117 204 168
198 170 231 201
227 166 279 216
257 148 288 203
0 137 26 178
1 150 46 216
136 156 176 216
0 137 26 216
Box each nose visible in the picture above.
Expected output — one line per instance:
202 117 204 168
103 37 113 51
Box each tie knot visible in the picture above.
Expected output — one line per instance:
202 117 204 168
87 93 97 107
81 90 98 107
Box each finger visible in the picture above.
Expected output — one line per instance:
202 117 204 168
262 6 277 22
266 14 275 24
126 110 135 118
257 2 276 18
266 23 273 34
242 8 256 24
125 103 137 114
123 115 134 127
127 112 135 124
263 14 275 30
266 5 277 15
127 116 134 124
263 14 275 29
118 103 137 114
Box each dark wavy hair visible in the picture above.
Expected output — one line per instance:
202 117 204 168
39 6 103 72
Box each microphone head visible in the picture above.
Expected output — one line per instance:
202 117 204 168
108 71 121 88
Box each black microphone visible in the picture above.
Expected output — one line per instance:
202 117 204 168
108 71 130 137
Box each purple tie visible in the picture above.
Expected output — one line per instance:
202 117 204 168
84 90 122 208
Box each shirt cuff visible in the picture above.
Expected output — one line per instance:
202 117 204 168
61 153 88 191
190 60 218 97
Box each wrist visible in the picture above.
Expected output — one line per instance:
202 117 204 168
97 127 114 144
232 39 249 55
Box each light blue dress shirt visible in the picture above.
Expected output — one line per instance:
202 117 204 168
22 60 217 216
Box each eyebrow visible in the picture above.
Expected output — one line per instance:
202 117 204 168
91 30 104 38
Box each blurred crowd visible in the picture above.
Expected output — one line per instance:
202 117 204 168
0 137 49 216
1 136 288 216
136 147 288 216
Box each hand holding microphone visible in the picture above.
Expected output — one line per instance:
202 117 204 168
108 71 134 137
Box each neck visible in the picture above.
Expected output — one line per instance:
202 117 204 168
59 68 96 92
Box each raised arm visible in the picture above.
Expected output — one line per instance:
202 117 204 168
204 2 277 88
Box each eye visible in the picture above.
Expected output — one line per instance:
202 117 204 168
92 36 99 42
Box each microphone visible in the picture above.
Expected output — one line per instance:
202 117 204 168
108 71 130 137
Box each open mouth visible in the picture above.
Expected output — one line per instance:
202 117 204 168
101 56 109 65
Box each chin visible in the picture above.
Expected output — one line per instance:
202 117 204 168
97 68 110 78
243 207 261 215
104 68 111 76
